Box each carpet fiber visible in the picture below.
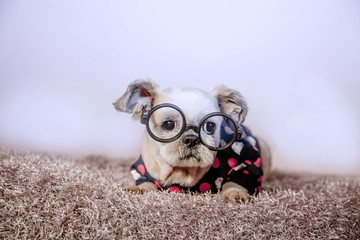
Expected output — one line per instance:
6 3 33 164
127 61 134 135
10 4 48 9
1 149 359 239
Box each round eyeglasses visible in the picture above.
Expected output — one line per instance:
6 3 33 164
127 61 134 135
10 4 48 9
140 103 243 151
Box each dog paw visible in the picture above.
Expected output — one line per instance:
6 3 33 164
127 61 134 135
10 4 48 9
220 181 250 203
221 190 250 202
124 182 158 194
124 186 148 194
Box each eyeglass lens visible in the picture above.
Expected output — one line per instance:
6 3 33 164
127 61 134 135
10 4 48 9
148 106 185 141
199 115 237 150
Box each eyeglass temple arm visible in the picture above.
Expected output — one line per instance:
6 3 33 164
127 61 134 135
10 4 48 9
236 123 243 139
140 106 149 125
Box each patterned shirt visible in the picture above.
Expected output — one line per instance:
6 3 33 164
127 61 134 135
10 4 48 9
130 125 263 195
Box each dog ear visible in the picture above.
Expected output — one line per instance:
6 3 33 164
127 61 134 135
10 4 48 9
213 85 248 123
113 79 158 119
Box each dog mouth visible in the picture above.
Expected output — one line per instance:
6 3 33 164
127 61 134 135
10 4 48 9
178 153 201 162
178 148 202 162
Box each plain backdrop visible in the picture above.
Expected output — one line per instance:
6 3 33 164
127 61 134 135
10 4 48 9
0 1 359 175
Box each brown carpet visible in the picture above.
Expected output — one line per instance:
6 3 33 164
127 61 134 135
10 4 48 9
1 148 359 239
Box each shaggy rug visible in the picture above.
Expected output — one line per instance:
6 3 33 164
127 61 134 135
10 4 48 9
1 149 359 239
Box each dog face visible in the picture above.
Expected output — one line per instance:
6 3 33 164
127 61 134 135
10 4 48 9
114 80 248 187
151 88 220 168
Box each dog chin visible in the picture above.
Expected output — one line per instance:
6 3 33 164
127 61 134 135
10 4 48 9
160 152 215 187
176 147 215 168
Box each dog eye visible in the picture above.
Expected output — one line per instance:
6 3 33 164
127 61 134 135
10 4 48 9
162 120 175 131
204 122 216 134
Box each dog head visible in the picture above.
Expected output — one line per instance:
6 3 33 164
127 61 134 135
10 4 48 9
114 79 248 187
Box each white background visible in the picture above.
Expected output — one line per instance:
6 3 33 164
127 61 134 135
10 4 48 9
0 1 359 175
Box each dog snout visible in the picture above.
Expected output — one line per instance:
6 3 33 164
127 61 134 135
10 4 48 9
182 134 200 148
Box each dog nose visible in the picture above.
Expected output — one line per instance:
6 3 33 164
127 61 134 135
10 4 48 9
182 135 200 148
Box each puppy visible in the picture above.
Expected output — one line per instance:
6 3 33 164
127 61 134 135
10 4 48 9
113 79 271 202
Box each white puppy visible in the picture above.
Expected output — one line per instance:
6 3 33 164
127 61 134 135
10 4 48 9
114 79 271 202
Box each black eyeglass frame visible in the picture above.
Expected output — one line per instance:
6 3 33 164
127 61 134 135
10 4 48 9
140 103 243 151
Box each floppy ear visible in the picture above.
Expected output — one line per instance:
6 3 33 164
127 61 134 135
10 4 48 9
213 85 248 123
113 79 158 119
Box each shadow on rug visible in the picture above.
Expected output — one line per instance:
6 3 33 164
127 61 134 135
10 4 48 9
1 149 359 239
